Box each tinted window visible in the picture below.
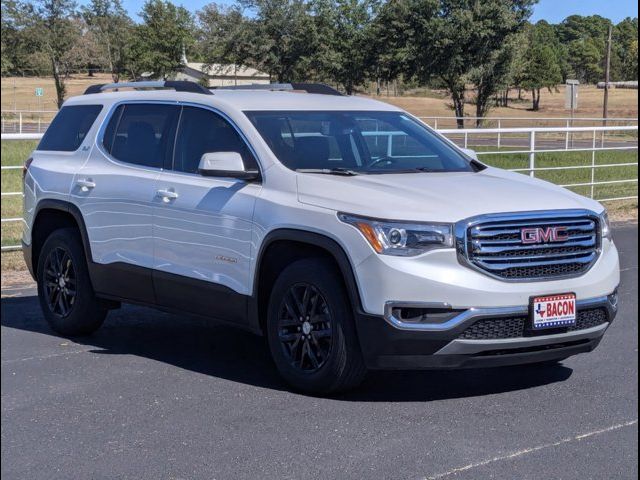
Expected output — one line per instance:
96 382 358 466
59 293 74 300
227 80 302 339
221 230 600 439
38 105 102 152
246 111 474 173
173 107 257 173
104 104 180 168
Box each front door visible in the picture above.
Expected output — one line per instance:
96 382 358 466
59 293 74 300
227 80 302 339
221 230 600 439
153 106 261 323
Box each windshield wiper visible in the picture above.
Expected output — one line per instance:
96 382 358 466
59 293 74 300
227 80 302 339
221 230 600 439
295 168 360 176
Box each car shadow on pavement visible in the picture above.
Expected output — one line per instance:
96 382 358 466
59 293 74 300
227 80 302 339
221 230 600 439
1 295 573 402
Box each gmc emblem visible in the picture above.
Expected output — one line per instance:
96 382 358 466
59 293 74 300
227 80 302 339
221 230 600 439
521 226 569 244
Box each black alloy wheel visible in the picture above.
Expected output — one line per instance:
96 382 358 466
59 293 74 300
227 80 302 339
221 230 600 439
37 228 107 336
43 246 77 317
277 283 333 372
266 258 367 394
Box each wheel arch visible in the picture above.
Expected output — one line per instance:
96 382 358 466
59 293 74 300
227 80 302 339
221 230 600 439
29 199 93 280
249 229 363 335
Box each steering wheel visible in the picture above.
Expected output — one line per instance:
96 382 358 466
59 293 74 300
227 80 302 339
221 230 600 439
366 156 398 169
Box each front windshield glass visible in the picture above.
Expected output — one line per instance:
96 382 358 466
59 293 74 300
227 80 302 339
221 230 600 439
245 110 475 174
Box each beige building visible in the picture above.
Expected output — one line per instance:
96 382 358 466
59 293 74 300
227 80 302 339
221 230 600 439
173 62 271 87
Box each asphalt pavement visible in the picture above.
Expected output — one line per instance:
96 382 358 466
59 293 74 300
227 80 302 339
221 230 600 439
2 224 638 480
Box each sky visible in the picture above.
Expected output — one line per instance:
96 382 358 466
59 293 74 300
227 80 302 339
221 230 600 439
109 0 639 23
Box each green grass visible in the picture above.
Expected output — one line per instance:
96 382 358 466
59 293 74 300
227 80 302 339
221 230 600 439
1 140 36 249
476 147 638 200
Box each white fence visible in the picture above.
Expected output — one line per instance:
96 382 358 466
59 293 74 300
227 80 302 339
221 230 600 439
2 111 639 134
1 110 58 134
418 115 638 130
1 124 638 252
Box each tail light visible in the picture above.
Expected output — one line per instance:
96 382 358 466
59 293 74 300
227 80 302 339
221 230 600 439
23 157 33 181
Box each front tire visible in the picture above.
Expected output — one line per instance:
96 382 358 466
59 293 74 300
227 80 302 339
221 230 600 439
266 258 367 394
36 228 107 336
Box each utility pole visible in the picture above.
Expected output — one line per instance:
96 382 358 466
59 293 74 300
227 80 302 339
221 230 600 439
603 24 613 125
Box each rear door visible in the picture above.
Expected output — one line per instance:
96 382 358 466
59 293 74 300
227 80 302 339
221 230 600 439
152 105 261 323
73 102 180 303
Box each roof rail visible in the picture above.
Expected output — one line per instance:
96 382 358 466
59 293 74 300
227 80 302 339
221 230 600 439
84 80 213 95
213 82 343 96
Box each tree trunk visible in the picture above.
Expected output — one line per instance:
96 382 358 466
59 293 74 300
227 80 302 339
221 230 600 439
504 88 510 107
518 87 523 100
446 78 466 129
52 59 65 109
531 88 541 111
345 80 353 96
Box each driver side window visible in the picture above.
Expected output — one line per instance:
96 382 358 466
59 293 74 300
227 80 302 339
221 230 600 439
173 107 257 174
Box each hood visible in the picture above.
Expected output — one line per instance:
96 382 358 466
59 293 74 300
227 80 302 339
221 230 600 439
296 167 603 222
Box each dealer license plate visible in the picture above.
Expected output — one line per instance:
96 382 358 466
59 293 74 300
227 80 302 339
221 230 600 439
531 293 577 330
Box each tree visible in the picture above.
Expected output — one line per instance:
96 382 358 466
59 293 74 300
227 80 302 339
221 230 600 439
521 22 563 110
556 15 612 83
613 17 639 81
312 0 380 94
82 0 135 82
469 39 516 123
197 3 253 70
236 0 318 82
134 0 194 80
391 0 535 127
27 0 81 108
368 0 414 92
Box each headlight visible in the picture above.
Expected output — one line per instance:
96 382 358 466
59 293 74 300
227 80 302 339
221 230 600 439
599 210 612 240
338 213 454 256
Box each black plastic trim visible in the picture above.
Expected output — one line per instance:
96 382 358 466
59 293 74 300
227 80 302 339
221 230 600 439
84 84 106 94
164 80 214 95
31 199 94 266
248 229 363 332
153 269 250 329
21 240 34 280
371 337 602 370
84 81 213 96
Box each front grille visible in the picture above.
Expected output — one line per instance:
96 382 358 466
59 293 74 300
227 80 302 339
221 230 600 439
458 308 608 340
461 213 600 281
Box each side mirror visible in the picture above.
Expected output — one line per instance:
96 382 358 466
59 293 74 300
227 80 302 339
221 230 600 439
460 148 478 161
198 152 260 181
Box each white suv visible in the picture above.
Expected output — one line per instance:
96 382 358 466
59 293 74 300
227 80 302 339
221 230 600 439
22 81 620 393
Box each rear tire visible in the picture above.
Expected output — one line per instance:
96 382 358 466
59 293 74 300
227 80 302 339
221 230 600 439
266 258 367 394
36 228 107 336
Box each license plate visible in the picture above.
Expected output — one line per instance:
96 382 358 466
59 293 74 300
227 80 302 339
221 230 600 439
531 293 577 330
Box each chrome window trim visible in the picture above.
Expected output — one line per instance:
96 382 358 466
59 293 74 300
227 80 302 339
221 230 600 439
383 293 616 332
454 209 602 283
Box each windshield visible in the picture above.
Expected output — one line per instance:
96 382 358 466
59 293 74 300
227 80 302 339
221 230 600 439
245 110 475 174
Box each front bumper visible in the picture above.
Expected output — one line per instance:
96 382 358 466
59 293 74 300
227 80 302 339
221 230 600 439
355 292 618 370
354 238 620 316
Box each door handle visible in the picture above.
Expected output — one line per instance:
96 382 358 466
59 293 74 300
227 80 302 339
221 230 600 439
76 179 96 192
156 189 179 202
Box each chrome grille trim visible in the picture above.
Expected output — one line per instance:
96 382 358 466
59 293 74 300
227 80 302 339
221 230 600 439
455 210 601 282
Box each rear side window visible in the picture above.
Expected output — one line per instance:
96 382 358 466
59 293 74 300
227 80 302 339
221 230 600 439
103 103 180 169
173 106 257 173
38 105 102 152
